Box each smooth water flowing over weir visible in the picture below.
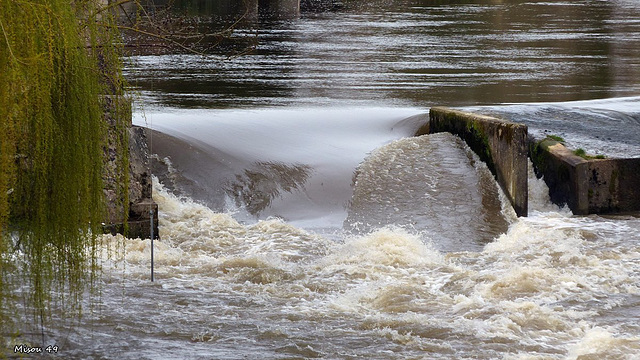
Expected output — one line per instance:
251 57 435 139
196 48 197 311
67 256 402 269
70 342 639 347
345 133 510 252
139 108 425 230
141 108 512 249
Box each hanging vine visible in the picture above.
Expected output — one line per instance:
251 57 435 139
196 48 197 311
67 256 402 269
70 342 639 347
0 0 129 343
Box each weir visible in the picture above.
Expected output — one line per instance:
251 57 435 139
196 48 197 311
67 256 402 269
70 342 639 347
419 107 640 217
115 104 640 242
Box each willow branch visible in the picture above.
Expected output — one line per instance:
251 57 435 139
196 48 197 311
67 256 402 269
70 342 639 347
0 19 25 65
118 1 136 26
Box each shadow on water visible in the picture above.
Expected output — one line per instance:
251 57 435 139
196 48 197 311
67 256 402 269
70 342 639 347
226 161 313 215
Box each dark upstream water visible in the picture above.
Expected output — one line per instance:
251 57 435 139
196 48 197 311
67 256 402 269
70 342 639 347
16 1 640 359
125 0 640 108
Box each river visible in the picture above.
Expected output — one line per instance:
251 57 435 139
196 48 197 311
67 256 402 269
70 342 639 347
33 0 640 359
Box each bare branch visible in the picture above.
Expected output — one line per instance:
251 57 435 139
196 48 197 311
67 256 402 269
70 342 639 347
114 24 207 55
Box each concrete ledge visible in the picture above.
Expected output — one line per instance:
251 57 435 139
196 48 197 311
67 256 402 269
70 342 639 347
429 107 529 216
530 138 640 214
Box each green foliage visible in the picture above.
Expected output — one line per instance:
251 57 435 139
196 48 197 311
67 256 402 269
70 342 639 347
545 134 565 143
573 148 606 160
0 0 128 338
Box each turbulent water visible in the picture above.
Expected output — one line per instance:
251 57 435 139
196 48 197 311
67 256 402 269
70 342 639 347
12 0 640 359
52 170 640 359
36 102 640 359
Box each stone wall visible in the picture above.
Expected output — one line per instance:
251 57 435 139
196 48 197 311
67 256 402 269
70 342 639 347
126 126 159 239
102 96 158 239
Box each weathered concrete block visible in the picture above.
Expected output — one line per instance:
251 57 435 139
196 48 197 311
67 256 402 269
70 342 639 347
590 158 640 213
429 107 529 217
530 138 640 214
529 138 588 213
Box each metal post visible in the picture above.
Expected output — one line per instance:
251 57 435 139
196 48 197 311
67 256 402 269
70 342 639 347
150 207 154 282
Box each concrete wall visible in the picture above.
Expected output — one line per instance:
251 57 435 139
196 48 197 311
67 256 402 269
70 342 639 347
428 107 529 217
422 108 639 217
530 137 640 215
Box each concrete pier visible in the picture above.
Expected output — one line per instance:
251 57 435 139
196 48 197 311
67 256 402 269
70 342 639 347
198 0 301 20
530 137 640 215
419 107 640 217
428 107 529 217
